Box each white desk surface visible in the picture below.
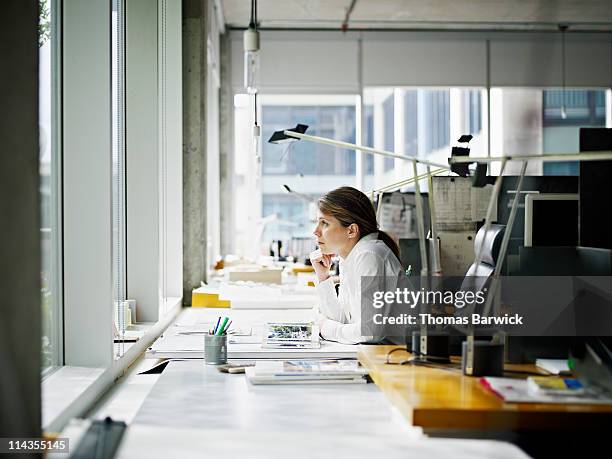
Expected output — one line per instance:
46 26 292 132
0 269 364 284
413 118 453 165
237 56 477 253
216 279 319 309
53 360 530 459
146 307 359 359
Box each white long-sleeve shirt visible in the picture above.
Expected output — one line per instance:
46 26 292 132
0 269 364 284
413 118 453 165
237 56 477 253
315 232 403 344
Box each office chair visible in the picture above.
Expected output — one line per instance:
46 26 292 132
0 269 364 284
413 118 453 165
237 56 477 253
450 224 506 356
466 224 506 278
457 223 506 298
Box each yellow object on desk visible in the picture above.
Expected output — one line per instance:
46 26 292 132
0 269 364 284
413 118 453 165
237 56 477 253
291 266 315 274
191 287 231 308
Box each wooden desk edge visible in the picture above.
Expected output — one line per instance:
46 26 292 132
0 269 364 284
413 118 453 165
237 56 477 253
358 345 612 431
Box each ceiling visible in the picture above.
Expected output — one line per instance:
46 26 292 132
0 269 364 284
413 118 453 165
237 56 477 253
220 0 612 31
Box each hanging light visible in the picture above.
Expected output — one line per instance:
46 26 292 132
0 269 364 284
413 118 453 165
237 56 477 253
253 92 261 161
244 0 260 94
559 24 569 120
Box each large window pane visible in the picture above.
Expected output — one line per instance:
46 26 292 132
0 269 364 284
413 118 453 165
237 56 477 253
40 0 60 369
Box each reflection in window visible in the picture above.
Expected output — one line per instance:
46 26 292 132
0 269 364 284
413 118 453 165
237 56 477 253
490 88 608 176
542 89 606 175
543 90 605 126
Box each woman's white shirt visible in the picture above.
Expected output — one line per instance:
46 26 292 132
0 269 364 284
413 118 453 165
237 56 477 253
315 232 402 344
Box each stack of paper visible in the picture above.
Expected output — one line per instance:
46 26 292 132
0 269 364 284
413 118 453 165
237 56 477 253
245 360 369 385
480 377 612 404
535 359 571 375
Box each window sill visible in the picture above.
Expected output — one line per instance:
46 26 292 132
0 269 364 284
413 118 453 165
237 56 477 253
42 366 106 430
43 298 182 433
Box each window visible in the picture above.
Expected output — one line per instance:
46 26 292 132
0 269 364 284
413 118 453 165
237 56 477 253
233 95 357 257
261 105 356 176
422 89 450 155
40 0 61 370
404 90 418 157
383 93 394 171
260 97 356 246
543 90 605 127
364 87 486 183
542 90 606 175
233 89 487 258
465 89 482 135
490 88 609 176
363 104 374 175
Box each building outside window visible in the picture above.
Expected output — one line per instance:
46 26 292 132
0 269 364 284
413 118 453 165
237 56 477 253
238 95 357 256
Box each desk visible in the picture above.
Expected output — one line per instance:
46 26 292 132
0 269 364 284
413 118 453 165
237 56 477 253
358 345 612 431
146 307 358 359
61 359 526 459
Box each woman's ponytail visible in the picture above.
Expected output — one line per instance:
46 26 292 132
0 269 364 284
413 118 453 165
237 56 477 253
377 229 400 261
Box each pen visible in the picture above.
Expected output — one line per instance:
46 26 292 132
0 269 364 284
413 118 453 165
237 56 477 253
222 320 232 335
213 317 221 334
216 317 229 336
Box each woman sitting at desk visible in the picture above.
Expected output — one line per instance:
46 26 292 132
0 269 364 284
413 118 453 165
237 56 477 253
311 186 403 344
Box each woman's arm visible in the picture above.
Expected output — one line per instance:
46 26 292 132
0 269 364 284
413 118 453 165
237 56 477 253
315 278 345 323
320 251 390 344
311 250 345 322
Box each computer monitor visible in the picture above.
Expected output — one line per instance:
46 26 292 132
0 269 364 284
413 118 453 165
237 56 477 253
524 193 579 247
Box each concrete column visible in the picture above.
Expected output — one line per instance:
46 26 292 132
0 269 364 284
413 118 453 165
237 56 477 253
182 0 208 304
0 0 41 439
219 32 234 255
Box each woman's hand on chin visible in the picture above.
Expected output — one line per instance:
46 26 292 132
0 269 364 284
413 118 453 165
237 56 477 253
310 249 334 282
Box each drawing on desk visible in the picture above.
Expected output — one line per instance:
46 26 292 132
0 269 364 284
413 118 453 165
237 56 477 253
263 322 320 349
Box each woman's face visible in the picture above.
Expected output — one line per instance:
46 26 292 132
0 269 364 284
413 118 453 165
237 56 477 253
312 210 351 255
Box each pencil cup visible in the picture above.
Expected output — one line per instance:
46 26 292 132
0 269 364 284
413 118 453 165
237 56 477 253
204 334 227 365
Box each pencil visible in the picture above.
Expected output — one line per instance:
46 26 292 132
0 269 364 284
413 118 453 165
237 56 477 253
222 320 233 335
213 317 221 334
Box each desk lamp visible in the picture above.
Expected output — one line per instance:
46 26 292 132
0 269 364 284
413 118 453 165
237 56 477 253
269 124 450 277
449 149 612 375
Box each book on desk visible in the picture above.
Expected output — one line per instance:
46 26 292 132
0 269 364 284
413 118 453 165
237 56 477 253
245 359 369 385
